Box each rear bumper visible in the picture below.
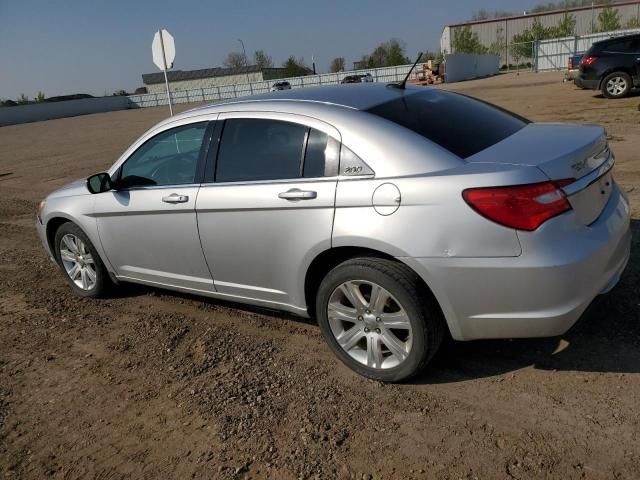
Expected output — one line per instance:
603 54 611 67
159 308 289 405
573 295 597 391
575 74 599 90
403 185 631 341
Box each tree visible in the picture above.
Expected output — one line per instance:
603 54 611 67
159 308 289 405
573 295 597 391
329 57 346 73
112 90 128 96
625 16 640 28
420 51 443 62
223 51 247 69
597 5 621 32
511 18 555 59
452 26 488 54
488 25 506 56
35 91 46 103
254 50 273 69
509 12 576 63
471 8 515 20
17 93 29 104
552 12 576 36
361 39 410 68
530 0 621 13
282 56 310 77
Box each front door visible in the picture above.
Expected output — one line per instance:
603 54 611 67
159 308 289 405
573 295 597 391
196 113 340 310
95 121 213 292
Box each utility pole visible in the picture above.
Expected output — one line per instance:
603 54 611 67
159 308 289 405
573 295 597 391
237 38 250 85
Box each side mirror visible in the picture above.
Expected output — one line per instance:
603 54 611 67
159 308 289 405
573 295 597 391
86 172 113 194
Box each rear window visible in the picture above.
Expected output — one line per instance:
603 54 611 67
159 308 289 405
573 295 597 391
365 90 529 159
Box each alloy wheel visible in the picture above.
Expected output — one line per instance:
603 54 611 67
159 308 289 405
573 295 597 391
606 77 627 97
59 234 97 291
327 280 413 369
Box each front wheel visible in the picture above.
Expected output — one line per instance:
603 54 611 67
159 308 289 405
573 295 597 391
316 257 444 382
54 222 111 298
601 72 632 99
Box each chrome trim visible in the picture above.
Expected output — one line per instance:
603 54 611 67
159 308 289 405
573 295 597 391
199 176 339 187
115 183 200 192
214 279 287 295
563 152 615 197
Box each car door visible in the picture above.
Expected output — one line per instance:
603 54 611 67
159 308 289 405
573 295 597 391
603 37 637 73
632 38 640 81
196 113 340 311
95 121 215 292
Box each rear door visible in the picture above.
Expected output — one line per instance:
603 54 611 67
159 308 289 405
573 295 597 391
632 37 640 81
195 113 340 310
602 37 638 75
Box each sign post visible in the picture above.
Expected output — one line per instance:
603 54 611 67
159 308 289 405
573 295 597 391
152 29 176 116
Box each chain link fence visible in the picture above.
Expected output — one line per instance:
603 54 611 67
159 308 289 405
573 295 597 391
501 41 536 72
534 28 640 71
127 64 415 108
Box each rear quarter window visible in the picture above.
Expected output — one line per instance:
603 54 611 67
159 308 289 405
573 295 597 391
365 90 529 159
602 39 635 53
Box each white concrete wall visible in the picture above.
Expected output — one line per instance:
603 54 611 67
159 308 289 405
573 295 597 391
0 96 130 127
444 54 500 83
145 72 265 94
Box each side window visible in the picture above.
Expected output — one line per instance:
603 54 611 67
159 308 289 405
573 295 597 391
120 122 208 188
302 129 340 177
216 119 306 182
603 39 633 53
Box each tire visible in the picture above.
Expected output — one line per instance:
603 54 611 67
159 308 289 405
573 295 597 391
53 222 111 298
315 257 444 382
601 72 632 99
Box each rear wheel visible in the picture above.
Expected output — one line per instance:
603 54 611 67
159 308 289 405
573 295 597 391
601 72 632 99
54 222 111 298
316 257 444 382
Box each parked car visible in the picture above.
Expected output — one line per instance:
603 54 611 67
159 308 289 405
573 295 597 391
37 84 631 382
341 75 361 84
576 33 640 98
360 73 374 82
270 81 292 92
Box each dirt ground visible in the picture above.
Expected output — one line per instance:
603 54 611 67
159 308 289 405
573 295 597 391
0 71 639 479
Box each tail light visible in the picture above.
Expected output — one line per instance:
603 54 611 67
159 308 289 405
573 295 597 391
580 56 597 66
462 180 574 231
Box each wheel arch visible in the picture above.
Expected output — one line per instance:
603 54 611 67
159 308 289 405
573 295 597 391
45 214 117 282
304 246 450 336
45 215 75 258
598 68 634 90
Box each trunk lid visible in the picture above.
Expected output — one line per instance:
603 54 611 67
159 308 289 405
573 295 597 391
466 123 613 225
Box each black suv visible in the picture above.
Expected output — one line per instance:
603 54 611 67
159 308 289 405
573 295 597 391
576 33 640 98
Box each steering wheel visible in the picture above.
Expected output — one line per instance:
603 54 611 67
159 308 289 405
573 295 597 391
150 152 198 184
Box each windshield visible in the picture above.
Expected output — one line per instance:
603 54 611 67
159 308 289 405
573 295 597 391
365 90 529 159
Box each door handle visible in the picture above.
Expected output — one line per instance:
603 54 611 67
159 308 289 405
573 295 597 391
278 188 317 200
162 193 189 203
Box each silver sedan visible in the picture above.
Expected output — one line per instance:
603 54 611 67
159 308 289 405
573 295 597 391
37 84 631 382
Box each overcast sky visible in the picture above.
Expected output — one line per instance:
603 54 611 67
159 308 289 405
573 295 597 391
0 0 534 99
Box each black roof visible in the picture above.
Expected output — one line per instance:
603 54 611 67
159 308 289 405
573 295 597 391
142 66 286 85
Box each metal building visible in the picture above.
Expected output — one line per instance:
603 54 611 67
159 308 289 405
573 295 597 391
441 0 640 63
141 66 287 94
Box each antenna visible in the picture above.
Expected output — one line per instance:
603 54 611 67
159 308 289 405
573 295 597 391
388 52 423 90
